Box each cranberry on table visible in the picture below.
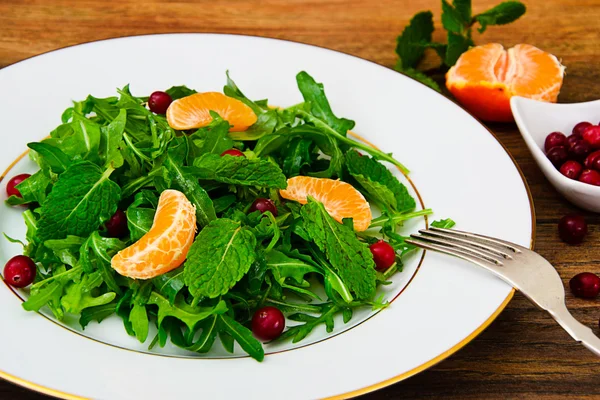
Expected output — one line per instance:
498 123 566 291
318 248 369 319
559 160 583 180
568 140 592 162
369 240 396 271
105 210 129 238
249 198 278 216
544 132 567 152
573 121 593 136
3 255 36 288
569 272 600 299
583 125 600 148
558 214 587 245
579 169 600 186
148 91 173 114
6 173 31 198
546 146 568 168
220 148 245 157
251 306 285 341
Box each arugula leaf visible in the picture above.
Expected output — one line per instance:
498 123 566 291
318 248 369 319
282 138 314 177
213 195 237 214
36 161 120 241
166 85 197 100
148 291 227 331
27 142 72 174
277 303 340 343
187 115 233 160
266 249 322 299
395 11 434 69
431 218 456 229
44 235 85 267
79 232 126 294
475 1 526 33
22 266 83 317
185 219 257 298
60 271 116 315
99 108 125 168
301 199 376 300
229 109 280 141
130 303 149 343
296 71 355 135
62 113 101 163
126 192 156 242
219 314 264 362
345 150 415 213
163 138 216 226
192 153 287 189
151 266 185 305
79 303 116 329
5 170 51 206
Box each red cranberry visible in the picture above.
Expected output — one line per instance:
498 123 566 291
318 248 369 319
546 146 568 168
584 150 600 168
559 160 583 180
558 215 587 245
569 272 600 299
148 91 173 114
251 306 285 341
593 157 600 172
3 255 36 288
567 135 582 150
249 198 278 216
104 210 129 238
544 132 567 152
569 140 592 162
579 169 600 186
583 125 600 148
573 121 593 136
6 173 31 198
220 149 245 157
369 240 396 271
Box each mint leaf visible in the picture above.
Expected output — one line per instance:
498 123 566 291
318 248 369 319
164 138 216 226
99 108 125 168
345 150 415 213
37 161 120 241
395 11 435 69
219 314 264 362
445 31 474 66
296 71 355 135
184 219 257 298
147 291 227 331
192 153 287 189
453 0 472 22
60 271 116 315
27 142 71 174
300 200 376 300
475 1 526 33
442 0 468 34
395 66 442 92
431 218 456 229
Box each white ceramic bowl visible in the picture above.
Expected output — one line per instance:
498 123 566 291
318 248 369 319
511 96 600 212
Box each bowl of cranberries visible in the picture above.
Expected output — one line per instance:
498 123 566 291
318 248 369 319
512 96 600 212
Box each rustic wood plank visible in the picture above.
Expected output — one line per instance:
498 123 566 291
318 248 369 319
1 0 600 398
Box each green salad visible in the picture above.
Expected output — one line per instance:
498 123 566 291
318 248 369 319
3 71 452 361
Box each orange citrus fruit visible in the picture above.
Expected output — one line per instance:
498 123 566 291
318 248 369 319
111 189 197 279
446 43 565 122
166 92 257 132
279 176 372 231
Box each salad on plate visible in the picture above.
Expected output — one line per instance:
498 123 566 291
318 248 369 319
2 71 451 361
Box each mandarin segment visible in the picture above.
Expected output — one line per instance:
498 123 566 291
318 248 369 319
279 176 372 231
111 189 197 279
166 92 257 132
446 43 565 122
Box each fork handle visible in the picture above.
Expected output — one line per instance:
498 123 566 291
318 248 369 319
548 303 600 356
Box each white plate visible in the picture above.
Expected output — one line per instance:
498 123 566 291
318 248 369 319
0 34 533 399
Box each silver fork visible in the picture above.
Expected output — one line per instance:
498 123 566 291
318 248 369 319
405 227 600 356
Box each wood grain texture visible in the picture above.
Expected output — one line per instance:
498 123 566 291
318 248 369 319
1 0 600 398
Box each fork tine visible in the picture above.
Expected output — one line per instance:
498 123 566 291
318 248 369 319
419 229 512 259
410 234 504 265
429 227 522 253
405 238 503 273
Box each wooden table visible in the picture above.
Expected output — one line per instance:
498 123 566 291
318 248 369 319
1 0 600 398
